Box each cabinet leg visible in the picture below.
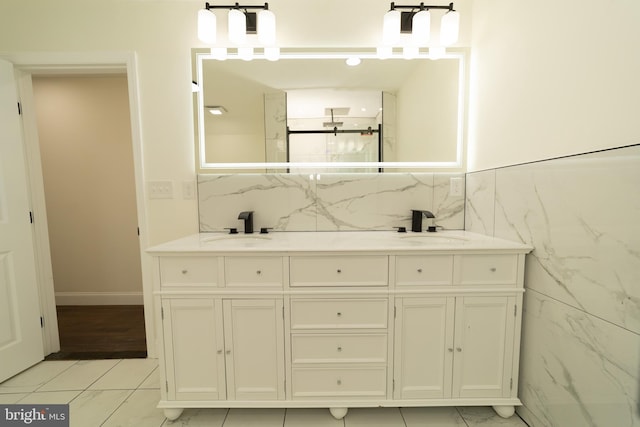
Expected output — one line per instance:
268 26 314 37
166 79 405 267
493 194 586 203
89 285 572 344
492 405 515 418
329 407 348 419
164 408 184 421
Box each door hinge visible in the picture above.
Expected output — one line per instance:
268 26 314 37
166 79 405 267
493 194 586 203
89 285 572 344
392 379 395 391
165 381 169 393
40 316 44 328
17 102 22 115
514 305 517 317
161 307 164 320
394 306 396 318
29 211 33 224
137 227 140 236
510 378 513 390
282 306 285 319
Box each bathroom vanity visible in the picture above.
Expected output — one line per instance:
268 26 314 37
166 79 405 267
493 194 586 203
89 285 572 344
148 231 532 421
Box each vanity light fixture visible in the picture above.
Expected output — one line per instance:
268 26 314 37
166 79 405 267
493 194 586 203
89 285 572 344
198 2 278 60
379 2 459 59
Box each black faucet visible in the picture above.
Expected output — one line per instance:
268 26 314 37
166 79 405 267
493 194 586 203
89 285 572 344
411 210 436 232
237 211 254 234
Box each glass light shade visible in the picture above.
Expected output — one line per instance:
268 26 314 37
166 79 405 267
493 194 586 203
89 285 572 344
197 9 217 44
346 56 361 66
258 9 276 45
264 46 280 61
228 9 246 44
412 10 430 45
238 46 254 61
376 45 393 59
382 9 401 45
403 45 419 59
210 47 227 61
440 10 460 46
429 46 446 60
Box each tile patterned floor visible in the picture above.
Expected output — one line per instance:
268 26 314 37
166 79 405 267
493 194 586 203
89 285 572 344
0 359 530 426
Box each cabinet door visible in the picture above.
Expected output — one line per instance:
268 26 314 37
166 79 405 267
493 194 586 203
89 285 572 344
452 296 516 398
223 299 285 400
162 298 226 400
393 297 455 399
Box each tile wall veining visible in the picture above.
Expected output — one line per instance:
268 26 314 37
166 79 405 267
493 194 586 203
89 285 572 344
198 172 465 232
465 145 640 427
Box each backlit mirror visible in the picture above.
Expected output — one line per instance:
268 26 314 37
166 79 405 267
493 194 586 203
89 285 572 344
193 49 467 172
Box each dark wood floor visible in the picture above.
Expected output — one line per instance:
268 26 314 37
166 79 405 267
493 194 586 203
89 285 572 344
45 305 147 360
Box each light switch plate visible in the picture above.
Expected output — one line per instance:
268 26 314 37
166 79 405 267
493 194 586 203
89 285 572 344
148 181 174 199
450 177 464 197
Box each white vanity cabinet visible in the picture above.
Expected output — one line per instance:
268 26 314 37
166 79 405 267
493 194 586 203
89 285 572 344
148 232 530 421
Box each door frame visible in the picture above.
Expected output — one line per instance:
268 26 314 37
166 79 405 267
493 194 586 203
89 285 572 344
0 51 155 358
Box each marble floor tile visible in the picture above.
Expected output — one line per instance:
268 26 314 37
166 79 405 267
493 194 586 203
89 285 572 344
223 408 285 427
139 367 161 390
344 408 405 427
38 359 120 391
163 408 227 426
0 393 28 404
284 408 344 427
89 358 158 390
458 407 528 426
102 389 166 427
68 389 132 427
0 360 76 394
18 390 81 404
400 407 467 426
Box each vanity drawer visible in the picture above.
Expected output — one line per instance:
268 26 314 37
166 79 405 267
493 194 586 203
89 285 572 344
454 254 518 286
290 299 388 330
159 256 219 286
224 256 284 287
395 255 453 286
290 256 388 287
291 367 387 399
291 333 387 364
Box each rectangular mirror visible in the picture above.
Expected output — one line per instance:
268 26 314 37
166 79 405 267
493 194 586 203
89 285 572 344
193 49 467 173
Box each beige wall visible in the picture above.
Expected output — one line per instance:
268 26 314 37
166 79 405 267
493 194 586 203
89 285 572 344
32 75 142 298
468 0 640 171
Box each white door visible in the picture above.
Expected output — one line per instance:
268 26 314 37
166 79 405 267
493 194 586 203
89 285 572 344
393 296 454 399
223 299 285 400
452 296 516 398
162 298 226 401
0 59 44 382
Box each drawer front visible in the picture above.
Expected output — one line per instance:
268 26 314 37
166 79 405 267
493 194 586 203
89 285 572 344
225 256 284 287
160 257 218 286
290 299 388 329
291 333 387 364
290 256 388 287
396 255 453 286
291 367 387 399
454 254 518 286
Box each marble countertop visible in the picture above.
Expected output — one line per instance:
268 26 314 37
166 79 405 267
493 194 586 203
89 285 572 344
147 230 533 254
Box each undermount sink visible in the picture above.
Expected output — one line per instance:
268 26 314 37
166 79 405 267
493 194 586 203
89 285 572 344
203 234 272 244
399 233 469 244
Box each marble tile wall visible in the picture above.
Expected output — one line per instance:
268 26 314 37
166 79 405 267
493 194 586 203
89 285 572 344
198 172 465 232
465 145 640 427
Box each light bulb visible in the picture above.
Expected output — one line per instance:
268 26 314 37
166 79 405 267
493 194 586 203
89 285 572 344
197 9 216 44
228 9 246 44
440 10 460 46
412 10 430 45
238 46 253 61
346 56 361 66
382 9 401 45
210 47 227 61
377 45 393 59
264 46 280 61
258 9 276 45
403 45 419 60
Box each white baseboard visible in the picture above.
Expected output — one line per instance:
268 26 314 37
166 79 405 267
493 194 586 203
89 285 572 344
55 292 144 306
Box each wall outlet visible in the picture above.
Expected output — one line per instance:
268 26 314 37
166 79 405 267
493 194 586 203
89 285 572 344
182 181 196 200
148 181 174 199
450 177 464 197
